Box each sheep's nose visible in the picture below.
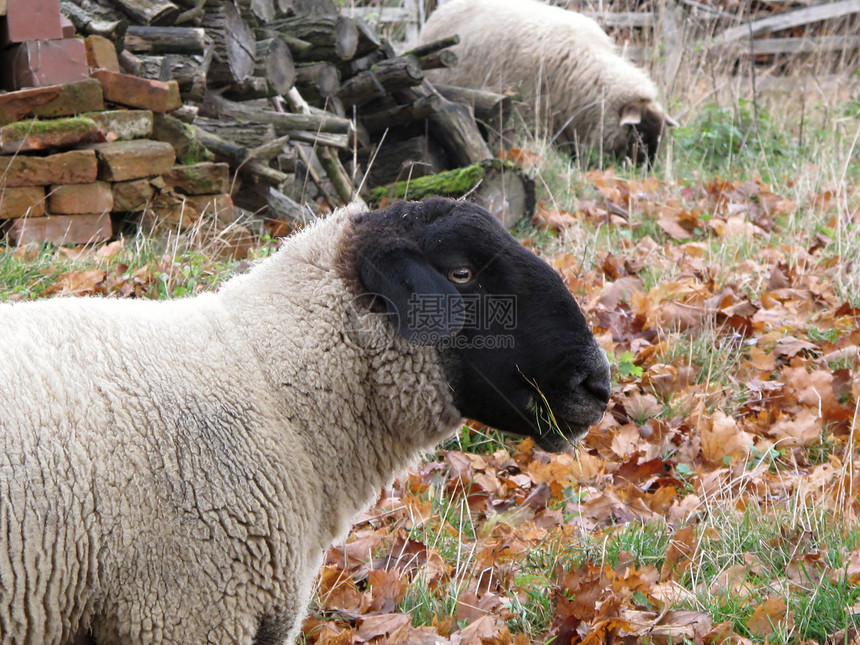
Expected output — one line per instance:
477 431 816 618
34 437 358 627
584 350 612 404
584 366 611 404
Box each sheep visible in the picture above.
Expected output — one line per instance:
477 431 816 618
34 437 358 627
0 197 611 645
418 0 678 163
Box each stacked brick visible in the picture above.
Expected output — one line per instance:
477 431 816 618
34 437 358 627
0 0 236 246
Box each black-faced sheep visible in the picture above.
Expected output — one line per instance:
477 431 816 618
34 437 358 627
418 0 678 163
0 197 611 644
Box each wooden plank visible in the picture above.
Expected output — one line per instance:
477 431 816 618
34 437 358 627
716 0 860 44
582 11 655 28
340 6 415 24
745 34 860 54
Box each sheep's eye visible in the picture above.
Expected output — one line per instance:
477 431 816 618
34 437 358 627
447 267 473 284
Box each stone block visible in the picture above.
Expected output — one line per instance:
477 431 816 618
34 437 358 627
0 0 62 45
84 35 119 72
111 177 160 212
0 116 99 154
163 163 230 196
48 180 113 214
6 212 112 245
3 38 89 90
0 185 45 218
84 109 153 141
0 149 98 186
185 193 234 225
89 139 176 181
0 79 104 125
92 69 181 113
60 14 74 38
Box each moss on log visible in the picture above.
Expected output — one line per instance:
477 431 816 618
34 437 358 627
369 159 535 229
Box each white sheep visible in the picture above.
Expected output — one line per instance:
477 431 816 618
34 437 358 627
0 197 611 644
418 0 678 162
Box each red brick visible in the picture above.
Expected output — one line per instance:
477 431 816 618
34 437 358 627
85 109 152 141
0 79 104 125
0 0 62 45
59 14 74 38
111 177 160 212
84 35 119 72
163 163 231 196
48 180 113 214
0 149 98 186
0 116 99 154
92 70 181 113
3 38 89 90
6 212 112 245
89 139 176 181
0 185 45 217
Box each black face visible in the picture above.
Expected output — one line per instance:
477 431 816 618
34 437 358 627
626 107 667 165
352 197 611 452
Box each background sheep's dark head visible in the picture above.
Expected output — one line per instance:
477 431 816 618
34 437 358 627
348 197 611 452
619 98 679 164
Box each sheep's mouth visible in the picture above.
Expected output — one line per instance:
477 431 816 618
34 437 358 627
533 418 590 452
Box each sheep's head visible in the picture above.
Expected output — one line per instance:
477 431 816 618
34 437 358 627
619 98 679 164
347 197 610 452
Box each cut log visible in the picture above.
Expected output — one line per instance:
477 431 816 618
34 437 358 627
431 83 512 128
353 16 381 57
223 76 272 100
193 115 276 147
237 0 275 23
200 92 352 134
284 0 337 17
294 62 340 104
369 160 535 229
202 0 256 85
135 54 203 92
152 113 214 165
192 125 288 187
267 186 316 224
258 37 295 95
125 27 206 55
318 146 358 204
292 142 339 205
416 49 457 71
338 55 423 107
258 15 358 62
362 134 447 186
59 1 127 42
113 0 179 26
288 130 349 149
398 84 493 167
402 35 460 59
359 94 441 133
340 40 394 80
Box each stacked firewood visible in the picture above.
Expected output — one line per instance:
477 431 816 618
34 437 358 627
57 0 535 229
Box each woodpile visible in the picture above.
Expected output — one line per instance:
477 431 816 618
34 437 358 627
0 0 535 248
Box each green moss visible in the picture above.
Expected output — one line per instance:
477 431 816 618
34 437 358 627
2 116 96 138
369 160 516 203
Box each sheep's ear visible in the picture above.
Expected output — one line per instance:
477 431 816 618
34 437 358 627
359 245 465 345
619 102 643 126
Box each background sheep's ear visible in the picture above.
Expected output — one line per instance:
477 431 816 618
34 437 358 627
619 102 643 126
359 245 465 345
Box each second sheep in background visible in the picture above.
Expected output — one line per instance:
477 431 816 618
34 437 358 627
419 0 678 163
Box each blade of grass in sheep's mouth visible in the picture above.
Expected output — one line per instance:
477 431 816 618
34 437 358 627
519 369 567 441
